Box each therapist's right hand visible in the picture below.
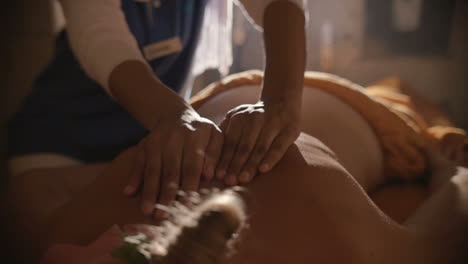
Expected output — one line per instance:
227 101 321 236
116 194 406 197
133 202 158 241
122 108 223 219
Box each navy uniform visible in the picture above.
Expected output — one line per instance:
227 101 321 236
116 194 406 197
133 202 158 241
9 0 207 163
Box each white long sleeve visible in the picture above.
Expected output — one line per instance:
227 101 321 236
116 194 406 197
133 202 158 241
57 0 146 93
57 0 307 97
235 0 307 30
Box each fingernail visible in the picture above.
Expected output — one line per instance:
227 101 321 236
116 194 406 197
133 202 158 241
260 164 270 172
143 202 154 216
217 170 226 179
239 172 250 183
123 186 134 195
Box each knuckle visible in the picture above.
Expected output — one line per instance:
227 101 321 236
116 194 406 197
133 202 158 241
198 124 211 133
145 165 155 179
143 187 156 199
192 119 204 127
183 163 197 174
211 133 223 145
212 126 223 136
255 145 268 156
272 142 286 152
163 167 179 180
193 120 211 131
182 175 198 189
183 171 197 182
204 156 214 166
274 140 290 152
238 143 251 155
206 142 217 153
251 111 265 120
272 120 283 129
148 131 160 140
166 152 180 163
218 154 229 165
219 154 231 167
146 136 159 148
230 153 243 164
165 172 178 181
285 126 300 137
184 125 197 136
266 150 281 161
166 133 180 144
230 114 242 123
217 162 227 170
149 153 161 164
201 119 214 127
224 146 235 156
227 108 237 116
224 138 237 150
135 154 146 164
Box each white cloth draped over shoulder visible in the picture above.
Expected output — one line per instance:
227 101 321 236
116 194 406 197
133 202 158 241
56 0 307 95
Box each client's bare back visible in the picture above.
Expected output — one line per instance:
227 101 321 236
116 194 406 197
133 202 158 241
5 132 468 263
5 78 468 263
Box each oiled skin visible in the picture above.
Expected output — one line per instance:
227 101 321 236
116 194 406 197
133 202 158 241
6 84 468 263
7 134 424 264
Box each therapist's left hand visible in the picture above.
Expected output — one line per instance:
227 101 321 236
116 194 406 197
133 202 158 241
215 100 301 185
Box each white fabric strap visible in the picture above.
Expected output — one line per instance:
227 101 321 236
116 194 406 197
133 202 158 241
191 0 233 78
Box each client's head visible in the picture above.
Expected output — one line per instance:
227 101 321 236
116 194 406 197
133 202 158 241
113 188 247 264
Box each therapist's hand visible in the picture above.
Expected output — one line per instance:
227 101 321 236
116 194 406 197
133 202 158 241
216 100 301 185
123 108 223 219
215 0 306 185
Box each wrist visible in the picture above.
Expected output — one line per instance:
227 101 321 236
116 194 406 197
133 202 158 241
109 60 191 130
260 75 303 106
261 0 305 109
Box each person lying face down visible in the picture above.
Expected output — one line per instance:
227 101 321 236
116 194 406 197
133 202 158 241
7 72 468 264
38 136 468 264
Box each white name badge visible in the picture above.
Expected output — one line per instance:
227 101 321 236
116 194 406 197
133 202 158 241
143 37 183 61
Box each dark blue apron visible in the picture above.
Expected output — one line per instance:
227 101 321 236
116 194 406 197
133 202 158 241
8 0 207 162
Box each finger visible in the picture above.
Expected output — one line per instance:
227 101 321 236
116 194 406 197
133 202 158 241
141 142 162 216
156 142 183 219
202 126 224 180
258 130 297 173
238 127 278 183
181 127 210 193
226 116 263 180
216 117 243 184
124 140 146 196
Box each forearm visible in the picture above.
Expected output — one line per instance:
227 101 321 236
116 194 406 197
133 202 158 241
109 60 191 130
261 0 306 104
